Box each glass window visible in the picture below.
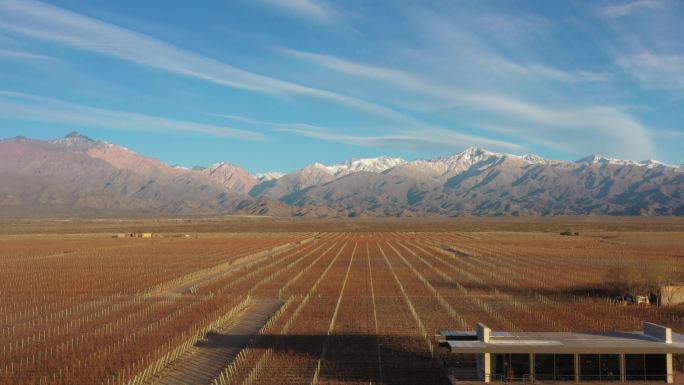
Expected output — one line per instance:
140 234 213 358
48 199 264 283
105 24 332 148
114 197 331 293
535 354 555 381
599 354 620 381
555 354 575 381
580 354 600 381
491 353 530 381
644 354 667 382
626 354 646 381
493 353 505 380
535 354 575 381
580 354 620 381
509 354 531 381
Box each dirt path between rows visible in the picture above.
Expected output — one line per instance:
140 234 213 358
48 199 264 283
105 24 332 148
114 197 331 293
145 298 284 385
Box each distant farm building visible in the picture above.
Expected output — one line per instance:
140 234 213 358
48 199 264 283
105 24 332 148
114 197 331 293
438 322 684 383
114 232 153 238
661 285 684 306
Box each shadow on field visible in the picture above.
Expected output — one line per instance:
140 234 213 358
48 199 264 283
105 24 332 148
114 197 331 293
195 332 452 385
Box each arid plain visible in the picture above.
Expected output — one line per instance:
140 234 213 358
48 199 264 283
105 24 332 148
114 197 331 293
1 217 683 385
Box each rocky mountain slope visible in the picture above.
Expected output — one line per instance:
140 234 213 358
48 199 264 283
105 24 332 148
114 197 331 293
2 133 683 217
264 147 684 216
0 133 255 217
198 162 259 194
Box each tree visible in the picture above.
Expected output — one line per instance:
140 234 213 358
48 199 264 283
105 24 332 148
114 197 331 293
607 259 684 304
649 259 684 305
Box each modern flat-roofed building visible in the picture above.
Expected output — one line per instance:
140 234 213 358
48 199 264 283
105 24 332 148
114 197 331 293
438 323 684 383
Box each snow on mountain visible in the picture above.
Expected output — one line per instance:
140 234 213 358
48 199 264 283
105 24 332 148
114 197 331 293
519 153 549 164
298 163 337 184
433 147 548 170
576 155 638 167
637 159 679 169
255 172 284 181
576 155 680 169
393 147 550 179
431 147 499 170
323 156 407 176
251 157 408 199
4 133 684 217
395 159 449 176
49 131 100 149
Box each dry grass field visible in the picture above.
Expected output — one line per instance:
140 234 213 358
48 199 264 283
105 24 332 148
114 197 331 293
1 218 683 385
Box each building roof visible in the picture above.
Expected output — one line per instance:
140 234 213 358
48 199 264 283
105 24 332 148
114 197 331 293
439 324 684 354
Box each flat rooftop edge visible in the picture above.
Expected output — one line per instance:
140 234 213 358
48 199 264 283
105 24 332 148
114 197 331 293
440 329 684 354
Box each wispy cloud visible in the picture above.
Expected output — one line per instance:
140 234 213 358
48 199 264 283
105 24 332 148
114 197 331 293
208 112 524 152
278 48 429 88
0 49 54 61
0 91 266 140
598 0 663 18
280 47 610 86
619 52 684 90
0 0 674 163
0 0 408 123
272 126 524 152
454 93 655 159
255 0 340 22
483 56 612 83
280 48 654 159
0 0 523 154
659 129 684 139
595 1 683 92
477 123 580 154
205 112 328 132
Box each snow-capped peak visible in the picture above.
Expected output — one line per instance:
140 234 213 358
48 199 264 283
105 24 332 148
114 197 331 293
575 155 635 166
638 159 674 169
430 147 503 172
576 155 681 169
325 156 407 176
50 131 99 148
207 161 240 171
255 171 284 181
64 131 94 141
295 157 407 182
302 162 329 172
396 148 551 178
519 153 546 163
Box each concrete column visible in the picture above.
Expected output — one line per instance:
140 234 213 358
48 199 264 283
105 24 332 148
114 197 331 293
666 354 674 384
529 353 535 383
484 353 492 383
574 354 581 383
619 354 626 383
477 353 492 383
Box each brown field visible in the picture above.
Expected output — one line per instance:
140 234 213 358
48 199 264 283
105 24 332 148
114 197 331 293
1 218 683 385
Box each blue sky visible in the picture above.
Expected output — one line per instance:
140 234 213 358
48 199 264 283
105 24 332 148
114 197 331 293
0 0 683 173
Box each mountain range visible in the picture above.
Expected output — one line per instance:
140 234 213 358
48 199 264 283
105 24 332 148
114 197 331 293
2 132 683 217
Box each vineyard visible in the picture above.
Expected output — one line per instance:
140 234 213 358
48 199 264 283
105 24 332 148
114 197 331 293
1 227 684 385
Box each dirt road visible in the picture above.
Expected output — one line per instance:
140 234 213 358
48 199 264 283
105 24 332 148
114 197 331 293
145 298 284 385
